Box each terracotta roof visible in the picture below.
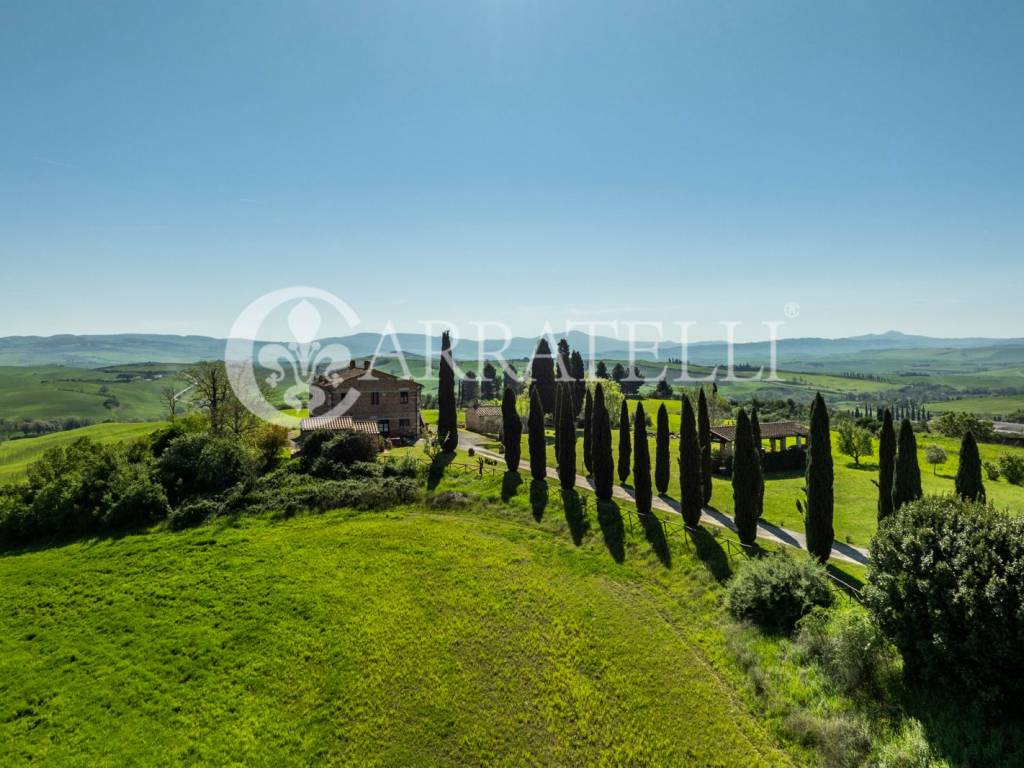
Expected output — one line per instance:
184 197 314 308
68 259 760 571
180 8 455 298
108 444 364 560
469 405 503 417
709 420 808 443
314 363 421 387
994 421 1024 436
299 415 381 435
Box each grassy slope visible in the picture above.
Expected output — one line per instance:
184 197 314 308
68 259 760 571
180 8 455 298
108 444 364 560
0 471 803 767
0 365 186 423
0 422 165 482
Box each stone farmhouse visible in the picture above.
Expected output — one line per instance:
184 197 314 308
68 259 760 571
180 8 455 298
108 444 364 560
301 360 423 443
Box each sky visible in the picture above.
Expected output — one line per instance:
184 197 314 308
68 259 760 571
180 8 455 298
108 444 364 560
1 0 1022 342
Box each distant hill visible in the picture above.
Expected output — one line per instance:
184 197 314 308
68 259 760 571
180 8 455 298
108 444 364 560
2 331 1023 370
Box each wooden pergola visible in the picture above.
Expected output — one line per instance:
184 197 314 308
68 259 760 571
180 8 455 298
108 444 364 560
709 420 809 457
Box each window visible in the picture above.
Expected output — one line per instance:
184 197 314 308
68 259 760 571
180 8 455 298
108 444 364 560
378 419 390 434
400 390 409 404
370 392 380 405
398 418 410 428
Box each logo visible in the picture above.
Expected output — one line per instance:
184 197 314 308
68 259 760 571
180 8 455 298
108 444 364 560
225 287 361 428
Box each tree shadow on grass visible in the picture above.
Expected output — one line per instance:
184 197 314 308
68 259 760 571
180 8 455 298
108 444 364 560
639 513 672 568
596 499 625 563
560 488 589 545
501 470 522 502
688 526 731 582
529 479 549 522
826 563 865 592
427 451 456 490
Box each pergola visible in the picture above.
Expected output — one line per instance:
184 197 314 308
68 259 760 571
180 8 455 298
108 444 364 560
709 420 809 457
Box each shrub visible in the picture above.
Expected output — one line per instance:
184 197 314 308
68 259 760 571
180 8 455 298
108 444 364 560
104 473 170 528
157 433 256 503
983 461 1000 481
998 454 1024 485
318 431 382 468
932 412 994 441
727 553 834 633
865 496 1024 703
874 719 945 768
795 604 899 697
167 498 222 531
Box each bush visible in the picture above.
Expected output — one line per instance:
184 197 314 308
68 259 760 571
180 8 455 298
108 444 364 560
998 454 1024 485
761 447 806 474
167 498 222 531
983 461 1000 481
795 604 899 697
727 553 834 633
865 495 1024 703
932 412 994 441
874 719 945 768
157 433 255 503
104 473 170 528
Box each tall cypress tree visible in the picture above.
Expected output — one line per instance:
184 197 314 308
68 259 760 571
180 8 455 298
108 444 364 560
655 403 670 495
582 388 594 476
876 409 897 521
892 418 922 512
592 383 614 500
501 386 522 472
437 330 458 452
530 338 556 414
570 350 586 417
527 385 547 481
618 400 631 483
801 393 834 563
633 402 652 517
750 405 762 452
697 388 713 505
731 408 762 545
955 429 985 503
552 382 563 458
679 395 703 528
557 385 577 489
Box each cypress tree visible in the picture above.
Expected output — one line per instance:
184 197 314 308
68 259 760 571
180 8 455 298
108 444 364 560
592 383 614 500
655 403 670 495
801 393 834 563
552 382 563 458
570 350 586 417
876 409 896 521
618 400 631 483
750 405 762 452
892 418 922 511
582 388 594 476
955 430 985 503
527 385 547 481
698 388 713 505
679 395 703 528
501 386 522 472
633 402 652 517
437 330 459 452
731 408 762 545
530 338 556 414
557 385 577 490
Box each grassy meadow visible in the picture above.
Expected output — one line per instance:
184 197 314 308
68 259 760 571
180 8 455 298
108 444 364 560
0 469 805 767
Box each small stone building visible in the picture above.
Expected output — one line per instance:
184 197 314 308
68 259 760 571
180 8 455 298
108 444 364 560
302 360 422 442
709 420 809 458
465 402 503 435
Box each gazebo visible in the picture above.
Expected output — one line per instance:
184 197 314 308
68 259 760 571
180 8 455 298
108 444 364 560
709 420 809 458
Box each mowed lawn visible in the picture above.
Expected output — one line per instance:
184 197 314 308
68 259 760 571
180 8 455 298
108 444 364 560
0 473 801 767
504 416 1024 547
0 422 165 482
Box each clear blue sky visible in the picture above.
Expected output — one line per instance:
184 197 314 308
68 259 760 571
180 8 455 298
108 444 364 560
1 0 1022 341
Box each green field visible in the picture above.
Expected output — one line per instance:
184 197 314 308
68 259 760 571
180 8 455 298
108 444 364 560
0 364 186 424
925 395 1024 417
0 472 803 766
0 422 166 482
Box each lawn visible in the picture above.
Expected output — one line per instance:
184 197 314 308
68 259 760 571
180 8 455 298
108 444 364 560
0 470 804 766
0 422 166 482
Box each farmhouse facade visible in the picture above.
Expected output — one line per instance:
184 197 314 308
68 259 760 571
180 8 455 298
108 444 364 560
302 360 422 442
465 403 503 435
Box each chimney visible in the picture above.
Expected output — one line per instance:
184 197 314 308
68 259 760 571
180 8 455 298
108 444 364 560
349 360 356 368
363 360 371 370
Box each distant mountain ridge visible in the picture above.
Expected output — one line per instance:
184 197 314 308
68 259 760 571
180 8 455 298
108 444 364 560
2 331 1023 369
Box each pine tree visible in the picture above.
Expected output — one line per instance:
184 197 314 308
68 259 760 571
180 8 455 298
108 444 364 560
527 385 547 481
582 388 594 476
731 408 762 545
618 400 631 483
592 383 614 500
438 330 459 452
633 402 652 517
955 430 985 503
800 393 834 563
697 388 713 505
501 386 522 472
530 338 556 413
892 418 922 511
876 409 897 521
679 395 703 528
655 403 670 495
557 385 577 490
